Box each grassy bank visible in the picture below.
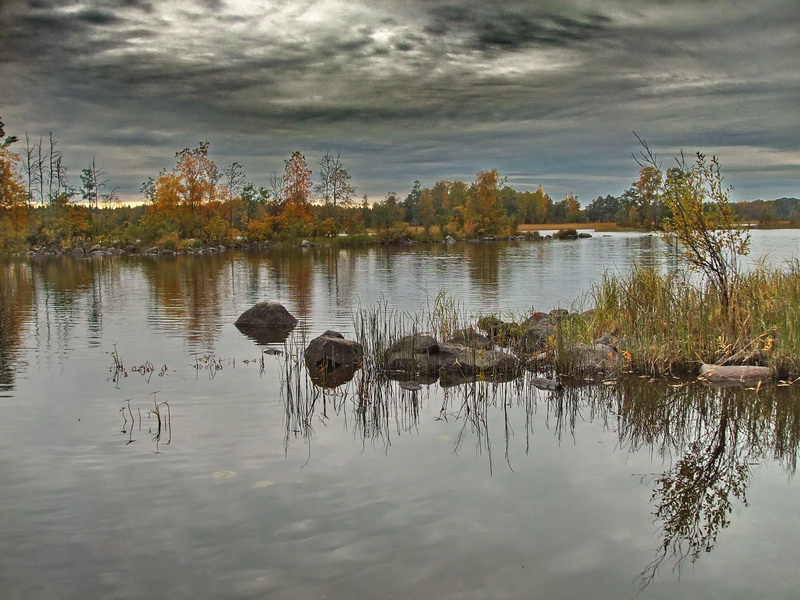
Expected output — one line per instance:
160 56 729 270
341 262 800 383
572 263 800 378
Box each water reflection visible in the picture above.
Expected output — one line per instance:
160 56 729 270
138 254 231 348
0 261 34 390
282 353 799 585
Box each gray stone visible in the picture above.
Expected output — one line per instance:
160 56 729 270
305 331 363 371
448 327 492 350
235 302 298 329
384 335 519 378
519 318 556 352
569 343 620 375
386 334 440 357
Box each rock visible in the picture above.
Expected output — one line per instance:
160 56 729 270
308 364 358 388
235 301 298 329
578 232 592 238
384 335 519 379
437 343 520 377
386 334 440 356
300 239 312 247
699 364 773 385
444 235 456 244
70 247 85 256
304 330 363 371
569 343 620 375
447 327 492 350
477 316 521 346
519 317 556 352
89 244 107 253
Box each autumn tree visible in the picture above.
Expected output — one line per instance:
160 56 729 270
315 151 356 209
0 118 29 238
661 154 749 311
174 142 219 215
464 169 509 236
419 188 436 233
633 165 663 228
634 136 750 312
402 180 422 225
281 151 313 235
143 142 221 239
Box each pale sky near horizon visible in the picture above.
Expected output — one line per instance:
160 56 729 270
1 0 798 204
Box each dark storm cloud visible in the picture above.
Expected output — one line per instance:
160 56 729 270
425 4 610 49
1 0 797 202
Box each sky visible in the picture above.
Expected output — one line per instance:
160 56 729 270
1 0 798 205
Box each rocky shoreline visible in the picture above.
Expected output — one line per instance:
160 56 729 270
20 229 595 257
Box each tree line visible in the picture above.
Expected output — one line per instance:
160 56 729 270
0 118 796 252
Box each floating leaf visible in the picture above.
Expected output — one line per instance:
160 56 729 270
437 435 450 441
212 470 236 479
252 480 276 489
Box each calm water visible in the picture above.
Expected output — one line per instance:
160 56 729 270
1 231 799 599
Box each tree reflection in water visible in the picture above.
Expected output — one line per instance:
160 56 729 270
279 347 800 585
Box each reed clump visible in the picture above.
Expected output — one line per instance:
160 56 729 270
580 262 800 378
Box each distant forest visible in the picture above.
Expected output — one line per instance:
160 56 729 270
1 119 798 251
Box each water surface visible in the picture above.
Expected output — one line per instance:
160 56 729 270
1 231 799 599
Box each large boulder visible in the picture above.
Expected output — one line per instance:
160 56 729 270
235 302 298 329
305 330 363 371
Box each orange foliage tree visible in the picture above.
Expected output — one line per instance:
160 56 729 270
0 119 29 233
465 169 509 236
144 142 222 240
281 151 313 237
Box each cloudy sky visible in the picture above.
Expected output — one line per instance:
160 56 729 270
1 0 798 204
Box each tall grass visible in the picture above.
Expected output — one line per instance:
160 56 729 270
579 262 800 377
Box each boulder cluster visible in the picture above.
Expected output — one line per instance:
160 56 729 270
234 301 775 390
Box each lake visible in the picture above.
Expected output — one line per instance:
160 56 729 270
1 230 799 599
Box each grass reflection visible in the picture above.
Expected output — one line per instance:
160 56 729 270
280 338 800 586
